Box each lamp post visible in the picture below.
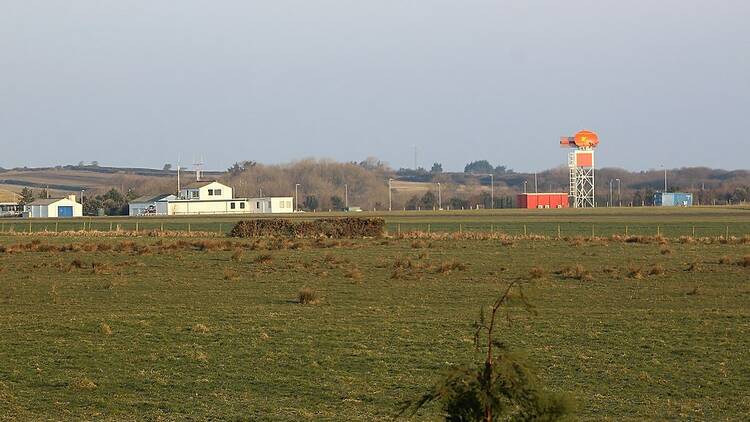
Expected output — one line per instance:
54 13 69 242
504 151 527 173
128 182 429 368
437 182 442 210
523 181 527 193
616 178 621 207
294 184 301 212
344 184 348 209
661 165 667 191
81 189 85 213
388 178 393 211
534 172 538 193
609 179 613 207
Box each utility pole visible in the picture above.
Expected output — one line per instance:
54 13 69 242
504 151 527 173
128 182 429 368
388 178 393 211
437 182 442 210
344 184 348 209
523 181 528 193
609 179 613 207
534 172 538 193
616 178 621 207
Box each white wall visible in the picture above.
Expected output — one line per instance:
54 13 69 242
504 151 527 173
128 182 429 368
27 198 82 218
168 199 250 215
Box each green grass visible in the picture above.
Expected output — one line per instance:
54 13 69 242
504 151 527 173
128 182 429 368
2 206 750 237
0 232 749 420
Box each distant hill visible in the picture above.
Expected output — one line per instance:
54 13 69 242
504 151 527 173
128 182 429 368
0 161 748 209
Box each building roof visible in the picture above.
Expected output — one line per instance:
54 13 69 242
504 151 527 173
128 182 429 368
183 180 221 189
131 193 174 204
0 189 20 204
28 197 74 206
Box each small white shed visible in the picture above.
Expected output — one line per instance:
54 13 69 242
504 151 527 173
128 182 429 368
26 195 83 218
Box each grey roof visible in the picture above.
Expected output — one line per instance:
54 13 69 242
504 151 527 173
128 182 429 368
130 193 174 204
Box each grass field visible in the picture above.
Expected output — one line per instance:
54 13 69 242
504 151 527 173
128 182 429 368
3 206 750 237
1 209 749 420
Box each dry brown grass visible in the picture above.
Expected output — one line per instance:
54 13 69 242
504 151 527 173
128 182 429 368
528 267 546 280
192 323 210 334
686 262 701 272
298 287 319 305
254 254 273 264
100 322 113 335
230 248 244 262
739 255 750 268
344 266 363 280
411 240 427 249
648 264 665 276
71 377 97 390
626 265 644 279
194 351 209 362
223 268 239 281
558 265 593 281
718 255 732 265
660 246 672 255
436 260 467 274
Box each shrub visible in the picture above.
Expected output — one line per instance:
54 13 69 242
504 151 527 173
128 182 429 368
229 217 385 238
298 287 319 305
686 262 701 272
739 255 750 268
223 268 239 281
718 255 732 265
660 246 672 255
70 259 85 269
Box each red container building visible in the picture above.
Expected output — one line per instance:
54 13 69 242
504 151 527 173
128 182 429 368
517 193 569 209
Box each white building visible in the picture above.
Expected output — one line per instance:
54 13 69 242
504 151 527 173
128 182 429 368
129 181 294 216
0 189 22 217
128 194 177 216
25 195 83 218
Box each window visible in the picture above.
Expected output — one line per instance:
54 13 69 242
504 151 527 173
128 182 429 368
240 202 245 209
190 191 199 199
230 202 236 209
256 202 261 209
207 189 214 196
214 189 222 196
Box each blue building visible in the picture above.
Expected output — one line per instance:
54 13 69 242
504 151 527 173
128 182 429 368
654 192 693 207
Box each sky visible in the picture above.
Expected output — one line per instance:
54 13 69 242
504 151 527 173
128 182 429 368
1 1 748 172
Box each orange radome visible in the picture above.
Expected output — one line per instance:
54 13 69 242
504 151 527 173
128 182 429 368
573 130 599 148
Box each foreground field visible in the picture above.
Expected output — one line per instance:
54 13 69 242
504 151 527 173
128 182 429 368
1 232 749 421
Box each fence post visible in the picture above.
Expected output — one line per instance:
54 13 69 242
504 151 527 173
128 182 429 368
427 224 431 234
591 224 595 239
29 220 32 233
625 225 629 236
459 224 462 234
188 223 191 233
692 226 695 237
55 222 58 232
219 223 223 234
726 226 729 239
557 224 561 240
135 221 139 233
523 224 527 236
657 225 660 236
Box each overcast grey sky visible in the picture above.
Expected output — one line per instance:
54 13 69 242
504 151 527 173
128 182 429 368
1 1 748 172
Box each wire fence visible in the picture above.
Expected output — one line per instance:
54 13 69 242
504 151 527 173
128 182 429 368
1 220 749 239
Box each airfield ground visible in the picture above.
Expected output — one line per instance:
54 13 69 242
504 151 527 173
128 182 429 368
0 207 749 420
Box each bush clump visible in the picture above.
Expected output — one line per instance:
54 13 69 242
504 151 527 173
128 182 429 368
229 218 385 238
298 287 320 305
